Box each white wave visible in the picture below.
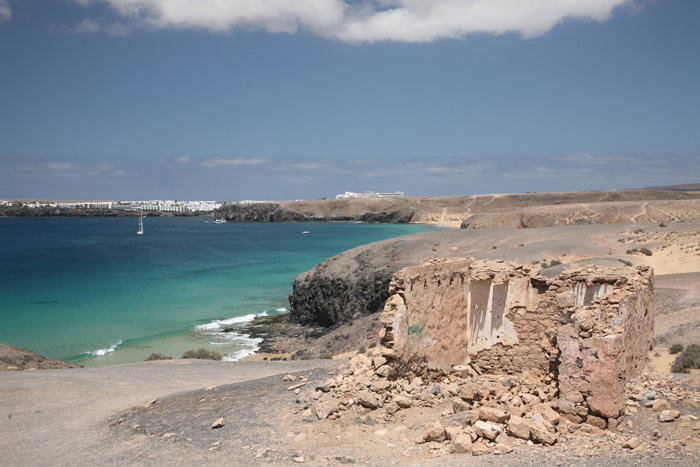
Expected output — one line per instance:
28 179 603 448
88 340 122 356
223 346 260 361
195 310 268 331
275 307 287 313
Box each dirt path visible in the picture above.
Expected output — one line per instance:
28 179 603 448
0 359 339 466
630 202 649 223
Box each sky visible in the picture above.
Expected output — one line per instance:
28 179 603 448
1 0 699 202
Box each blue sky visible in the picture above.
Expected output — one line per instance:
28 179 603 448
1 0 698 201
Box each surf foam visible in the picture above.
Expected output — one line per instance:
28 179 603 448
87 340 122 356
195 310 270 331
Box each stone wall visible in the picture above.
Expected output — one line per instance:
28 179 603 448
379 257 654 421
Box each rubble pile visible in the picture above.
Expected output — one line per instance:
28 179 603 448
287 351 699 459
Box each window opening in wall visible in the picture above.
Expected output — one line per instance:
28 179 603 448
573 282 613 306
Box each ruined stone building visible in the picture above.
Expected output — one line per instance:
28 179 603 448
379 258 654 421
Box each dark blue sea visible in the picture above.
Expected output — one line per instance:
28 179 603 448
0 217 435 365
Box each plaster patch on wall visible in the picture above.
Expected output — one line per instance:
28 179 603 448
468 279 518 354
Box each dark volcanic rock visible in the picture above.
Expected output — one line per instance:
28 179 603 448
219 203 309 222
288 238 429 327
360 208 416 223
217 203 416 224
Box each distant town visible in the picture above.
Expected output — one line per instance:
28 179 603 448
0 190 406 212
0 199 223 212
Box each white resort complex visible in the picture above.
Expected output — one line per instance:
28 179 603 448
2 199 223 212
335 190 404 199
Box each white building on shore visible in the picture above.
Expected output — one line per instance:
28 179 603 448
336 190 404 199
13 200 222 212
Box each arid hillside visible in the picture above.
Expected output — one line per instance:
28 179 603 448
216 188 700 228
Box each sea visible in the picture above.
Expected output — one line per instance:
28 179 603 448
0 217 436 366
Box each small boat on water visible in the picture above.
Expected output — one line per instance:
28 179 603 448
301 231 310 234
137 210 144 235
214 218 226 224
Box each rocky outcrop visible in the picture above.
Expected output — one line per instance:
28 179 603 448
0 343 82 370
289 247 403 327
218 202 416 224
218 203 310 222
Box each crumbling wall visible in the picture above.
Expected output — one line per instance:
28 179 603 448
382 258 473 374
379 258 654 421
556 266 655 419
382 258 557 376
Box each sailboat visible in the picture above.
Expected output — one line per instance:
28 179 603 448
137 209 144 235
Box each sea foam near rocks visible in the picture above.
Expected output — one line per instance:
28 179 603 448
195 311 269 331
196 308 286 360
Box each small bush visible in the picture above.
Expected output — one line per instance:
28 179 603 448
634 229 644 234
670 344 684 354
549 260 562 267
368 342 377 349
671 344 700 373
618 259 633 267
492 245 497 249
639 247 653 256
182 348 223 360
145 353 173 361
358 346 367 354
320 353 332 359
627 248 638 254
659 222 667 227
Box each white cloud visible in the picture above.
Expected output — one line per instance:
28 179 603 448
73 0 635 43
76 0 346 34
335 0 632 42
0 0 11 23
200 156 266 167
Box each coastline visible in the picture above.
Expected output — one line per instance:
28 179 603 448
0 219 437 367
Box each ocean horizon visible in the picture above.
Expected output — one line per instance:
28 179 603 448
0 217 436 365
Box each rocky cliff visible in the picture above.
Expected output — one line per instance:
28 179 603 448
218 202 417 223
288 243 411 326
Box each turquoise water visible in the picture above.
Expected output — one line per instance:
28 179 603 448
0 217 435 365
